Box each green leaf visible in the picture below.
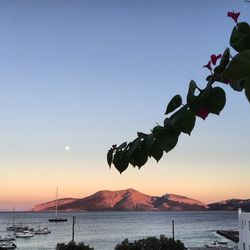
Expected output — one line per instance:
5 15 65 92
133 147 148 169
165 95 182 115
168 107 196 135
189 96 202 114
117 142 127 150
219 48 230 69
124 136 153 169
137 132 148 138
142 134 154 155
179 109 196 135
187 80 197 105
150 140 163 162
128 155 135 167
206 75 213 82
230 22 250 52
224 50 250 80
245 78 250 103
125 138 140 159
202 87 226 115
107 149 113 167
214 65 224 74
229 79 245 92
158 130 179 153
113 151 129 174
238 22 250 33
189 87 226 116
152 125 164 139
213 74 230 85
163 118 170 127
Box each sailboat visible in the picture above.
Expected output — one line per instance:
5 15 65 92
6 207 29 232
48 187 67 222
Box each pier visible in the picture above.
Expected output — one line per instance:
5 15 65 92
216 230 239 243
190 248 233 250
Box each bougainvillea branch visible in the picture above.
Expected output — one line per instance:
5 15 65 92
107 12 250 174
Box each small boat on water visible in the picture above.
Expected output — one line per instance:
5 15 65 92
204 241 228 248
14 230 34 238
0 235 15 242
6 208 34 233
49 217 67 222
7 225 32 232
0 241 17 249
48 186 67 223
35 227 51 235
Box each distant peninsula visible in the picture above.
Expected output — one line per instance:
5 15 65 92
32 188 250 212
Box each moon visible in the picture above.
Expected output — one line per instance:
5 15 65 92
65 146 70 151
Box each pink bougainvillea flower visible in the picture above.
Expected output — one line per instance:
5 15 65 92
203 61 212 71
210 54 222 65
227 11 240 23
196 108 209 120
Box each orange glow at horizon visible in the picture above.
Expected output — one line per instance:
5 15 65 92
1 146 250 210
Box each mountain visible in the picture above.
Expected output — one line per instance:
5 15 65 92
33 198 77 211
33 188 208 211
208 199 250 211
153 194 208 211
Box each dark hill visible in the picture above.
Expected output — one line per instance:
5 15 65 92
208 199 250 211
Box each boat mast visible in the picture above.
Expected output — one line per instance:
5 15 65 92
12 206 15 227
55 186 58 218
72 216 75 243
172 219 175 240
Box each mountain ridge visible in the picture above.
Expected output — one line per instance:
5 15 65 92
33 188 208 211
208 198 250 211
33 189 250 212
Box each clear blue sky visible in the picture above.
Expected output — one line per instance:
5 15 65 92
0 0 249 210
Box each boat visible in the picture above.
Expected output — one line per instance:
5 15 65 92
7 225 31 232
217 241 228 245
14 230 34 238
6 208 17 232
49 217 67 222
48 186 67 222
0 241 17 249
204 241 228 248
0 235 15 242
35 227 51 235
6 208 33 233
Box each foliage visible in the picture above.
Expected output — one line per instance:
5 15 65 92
107 11 250 173
115 235 185 250
56 241 94 250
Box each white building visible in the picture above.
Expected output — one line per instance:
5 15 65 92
239 208 250 250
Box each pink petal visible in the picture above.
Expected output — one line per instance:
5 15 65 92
203 61 212 71
227 11 240 23
196 108 209 120
210 54 222 65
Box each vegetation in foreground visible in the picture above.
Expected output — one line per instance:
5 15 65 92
56 236 185 250
56 241 94 250
115 235 185 250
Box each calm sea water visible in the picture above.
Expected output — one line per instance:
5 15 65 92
0 211 238 250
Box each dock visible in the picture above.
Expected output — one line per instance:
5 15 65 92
216 230 239 243
190 248 233 250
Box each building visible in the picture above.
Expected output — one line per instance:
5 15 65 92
239 208 250 250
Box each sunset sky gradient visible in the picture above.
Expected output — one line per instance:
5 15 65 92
0 0 250 210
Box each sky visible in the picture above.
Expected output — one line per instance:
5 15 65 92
0 0 250 210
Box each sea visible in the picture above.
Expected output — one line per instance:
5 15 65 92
0 211 238 250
